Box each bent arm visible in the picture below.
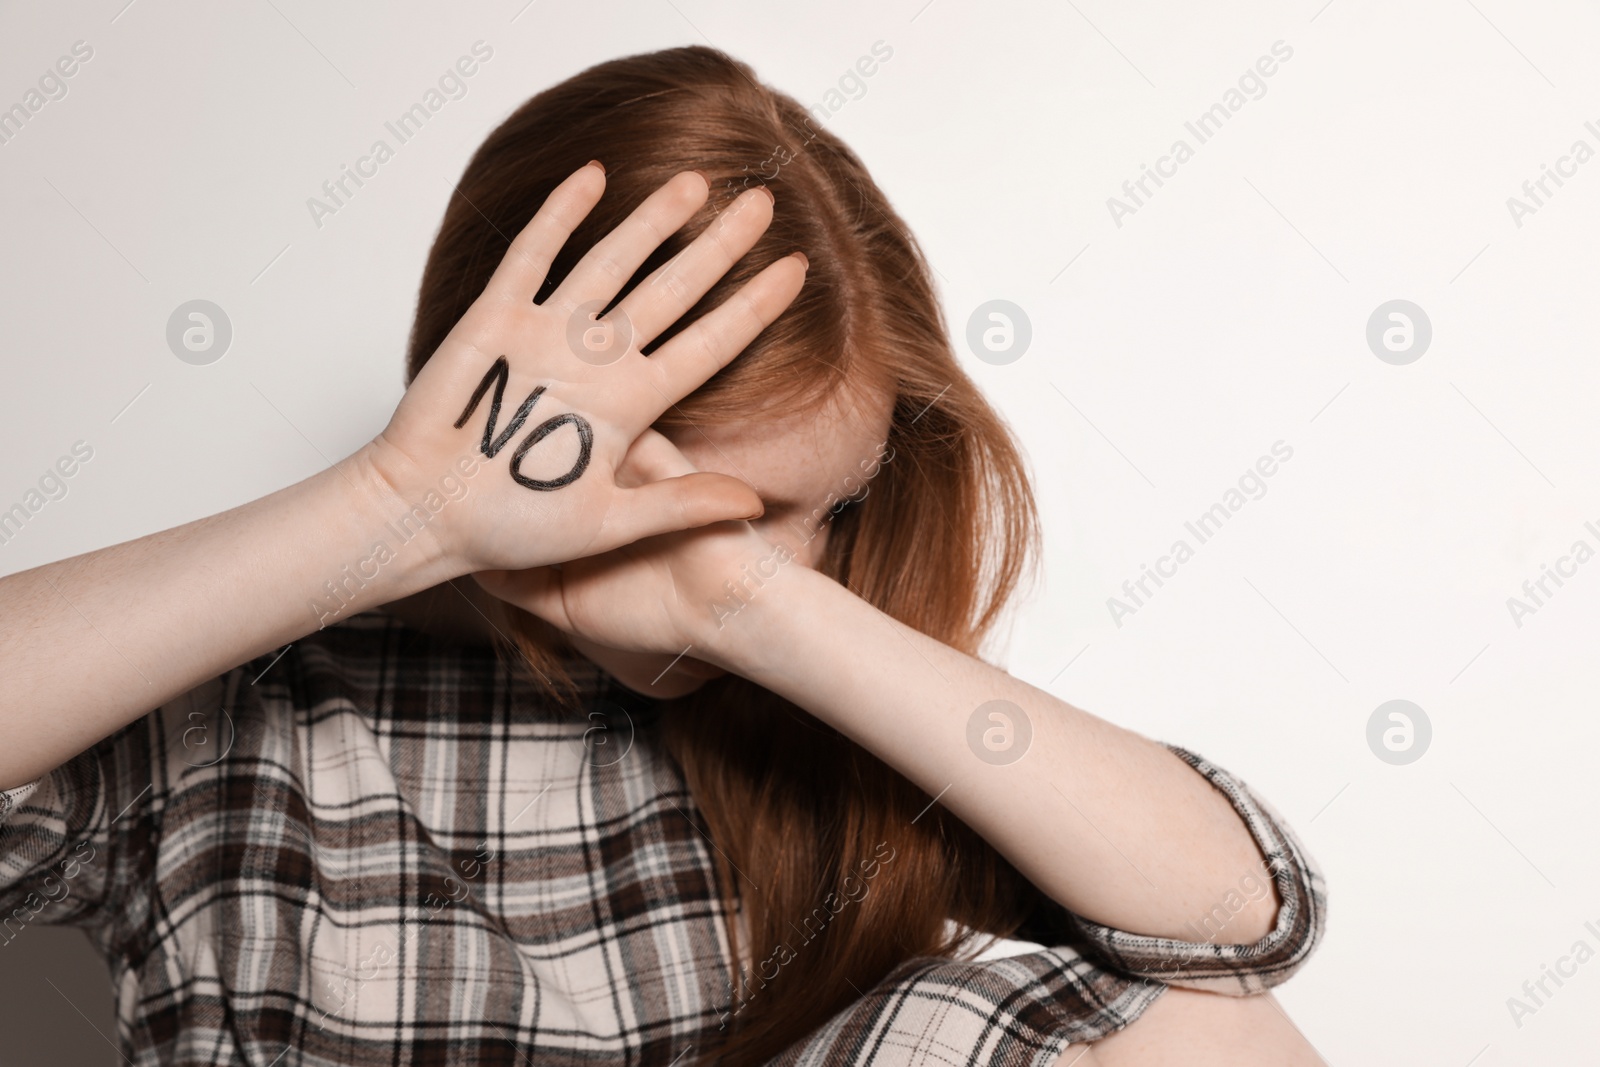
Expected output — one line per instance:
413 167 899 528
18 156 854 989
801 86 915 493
698 565 1315 949
1019 746 1326 990
0 448 453 789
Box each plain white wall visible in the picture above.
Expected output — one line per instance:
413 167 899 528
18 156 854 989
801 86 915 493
4 0 1599 1062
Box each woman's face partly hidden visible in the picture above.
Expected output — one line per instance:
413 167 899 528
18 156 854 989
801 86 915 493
567 381 894 698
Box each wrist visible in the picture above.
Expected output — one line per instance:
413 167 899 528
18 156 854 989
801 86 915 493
690 560 838 680
316 445 470 601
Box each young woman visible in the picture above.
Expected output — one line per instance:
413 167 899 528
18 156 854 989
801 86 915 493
0 46 1325 1066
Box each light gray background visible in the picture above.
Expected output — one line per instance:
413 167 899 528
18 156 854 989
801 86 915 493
2 0 1597 1063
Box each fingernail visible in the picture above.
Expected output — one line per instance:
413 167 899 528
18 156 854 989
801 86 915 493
586 159 606 174
792 251 809 270
756 185 775 205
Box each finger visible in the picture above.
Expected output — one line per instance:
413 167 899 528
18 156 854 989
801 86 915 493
597 473 763 550
471 568 566 627
612 185 777 347
484 163 607 303
544 171 712 316
640 252 807 417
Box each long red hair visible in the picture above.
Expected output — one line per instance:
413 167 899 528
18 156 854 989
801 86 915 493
405 45 1045 1065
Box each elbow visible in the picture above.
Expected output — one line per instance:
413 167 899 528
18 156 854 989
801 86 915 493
1159 745 1329 991
1228 850 1327 991
1201 891 1280 949
1150 849 1326 994
1200 853 1297 948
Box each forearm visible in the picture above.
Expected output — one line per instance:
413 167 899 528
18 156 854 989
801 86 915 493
703 565 1278 944
0 447 460 789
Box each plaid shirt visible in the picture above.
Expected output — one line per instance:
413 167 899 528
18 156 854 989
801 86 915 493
0 611 1325 1066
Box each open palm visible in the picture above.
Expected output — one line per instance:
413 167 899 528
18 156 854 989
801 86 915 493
360 162 807 577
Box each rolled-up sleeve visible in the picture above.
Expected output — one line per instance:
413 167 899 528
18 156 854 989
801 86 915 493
1029 744 1328 996
0 717 159 941
0 760 111 936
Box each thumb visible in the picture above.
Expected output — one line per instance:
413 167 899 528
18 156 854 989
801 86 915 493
601 472 763 548
471 567 566 626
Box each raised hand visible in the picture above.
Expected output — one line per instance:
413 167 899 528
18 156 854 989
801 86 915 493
358 162 807 576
